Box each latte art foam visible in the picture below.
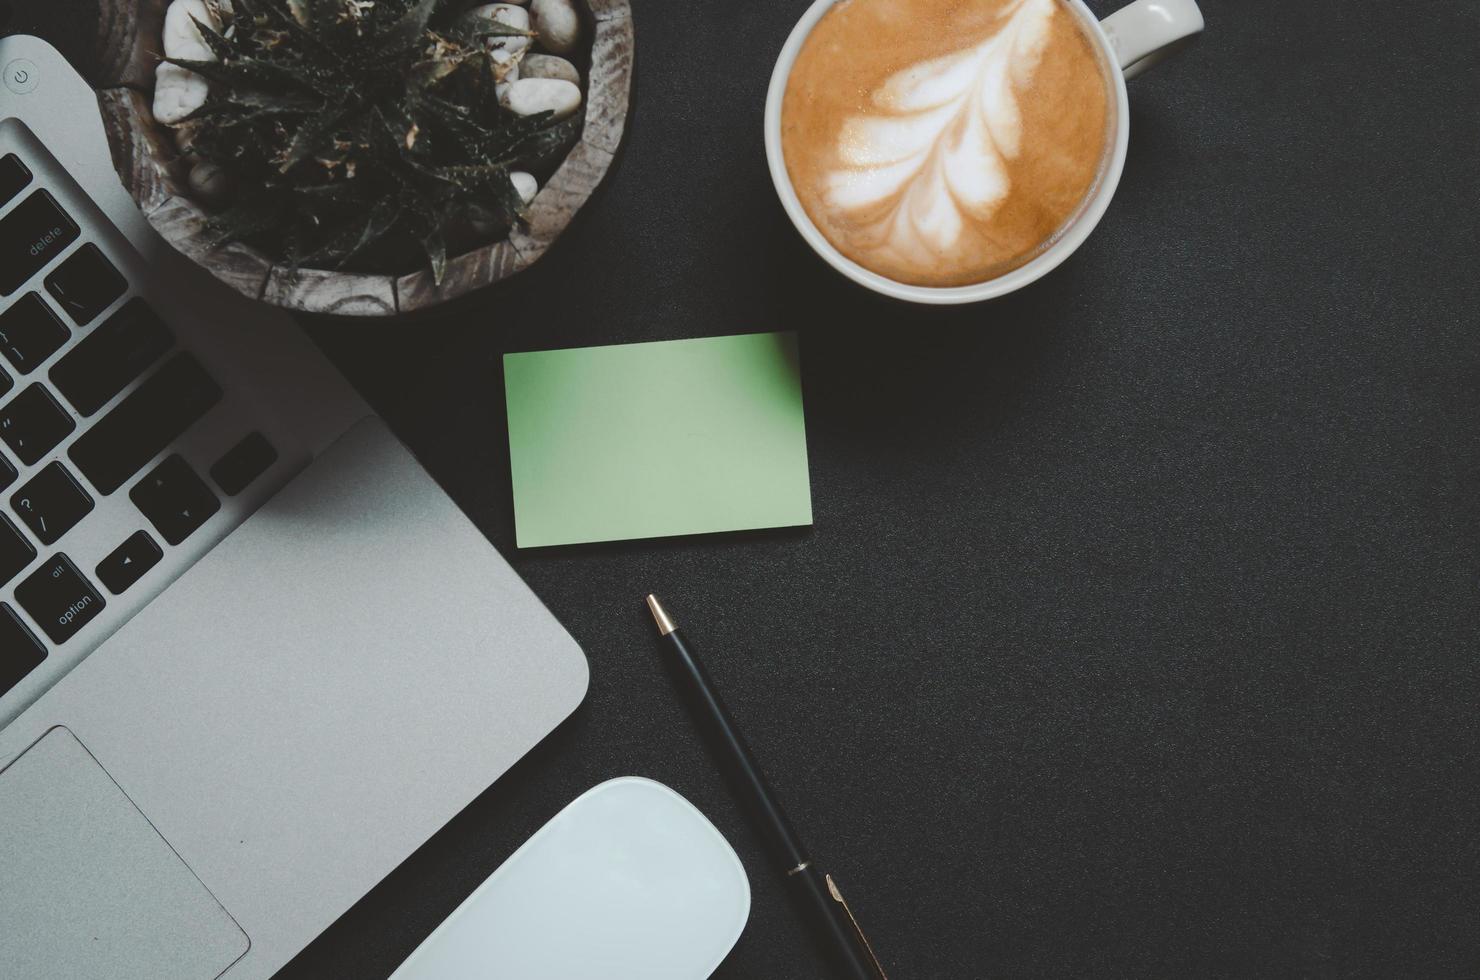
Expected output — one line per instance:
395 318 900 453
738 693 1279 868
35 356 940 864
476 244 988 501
827 0 1057 262
782 0 1112 287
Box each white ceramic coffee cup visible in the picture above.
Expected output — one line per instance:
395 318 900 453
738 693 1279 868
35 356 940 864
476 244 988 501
764 0 1205 305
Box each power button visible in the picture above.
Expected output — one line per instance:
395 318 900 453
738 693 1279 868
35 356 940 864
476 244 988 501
4 59 39 95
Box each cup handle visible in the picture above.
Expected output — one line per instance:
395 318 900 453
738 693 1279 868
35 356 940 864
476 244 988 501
1099 0 1205 80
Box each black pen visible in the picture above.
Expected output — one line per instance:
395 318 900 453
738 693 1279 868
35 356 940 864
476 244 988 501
645 595 888 980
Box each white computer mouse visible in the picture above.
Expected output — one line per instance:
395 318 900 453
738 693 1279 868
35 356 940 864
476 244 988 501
390 776 751 980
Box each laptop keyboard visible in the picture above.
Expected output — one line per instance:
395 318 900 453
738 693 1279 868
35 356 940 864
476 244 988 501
0 153 30 203
1 189 80 294
0 145 281 699
0 603 44 683
13 462 94 544
1 383 76 465
51 298 174 414
0 293 70 372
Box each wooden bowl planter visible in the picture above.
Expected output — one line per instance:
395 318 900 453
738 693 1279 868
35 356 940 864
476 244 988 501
93 0 633 316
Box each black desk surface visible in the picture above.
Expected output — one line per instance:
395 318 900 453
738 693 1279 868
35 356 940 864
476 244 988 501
5 1 1478 976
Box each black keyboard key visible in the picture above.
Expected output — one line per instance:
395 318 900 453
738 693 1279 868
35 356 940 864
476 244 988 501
0 293 69 374
49 297 173 416
0 365 10 400
15 553 104 645
44 244 128 325
0 604 46 696
68 353 222 495
96 530 162 595
11 462 93 545
211 432 277 496
0 154 32 209
131 455 219 545
0 452 14 493
0 383 75 466
0 513 36 585
0 190 80 296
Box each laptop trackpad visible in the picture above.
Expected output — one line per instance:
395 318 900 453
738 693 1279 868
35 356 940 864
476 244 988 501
0 727 248 979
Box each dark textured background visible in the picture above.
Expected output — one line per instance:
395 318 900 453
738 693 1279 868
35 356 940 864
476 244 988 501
5 0 1479 977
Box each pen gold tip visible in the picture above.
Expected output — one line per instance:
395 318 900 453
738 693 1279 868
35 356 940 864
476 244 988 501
825 875 891 980
645 594 677 636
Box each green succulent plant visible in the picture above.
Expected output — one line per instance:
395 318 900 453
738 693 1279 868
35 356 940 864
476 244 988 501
167 0 579 283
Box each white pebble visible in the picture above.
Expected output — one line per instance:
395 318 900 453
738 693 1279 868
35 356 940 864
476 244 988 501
163 0 221 62
466 3 531 56
530 0 580 54
499 77 581 119
488 4 529 31
520 53 579 84
510 171 538 205
188 160 231 205
490 48 520 82
153 62 210 125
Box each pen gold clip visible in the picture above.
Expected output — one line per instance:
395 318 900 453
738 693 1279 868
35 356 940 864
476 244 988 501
826 874 890 980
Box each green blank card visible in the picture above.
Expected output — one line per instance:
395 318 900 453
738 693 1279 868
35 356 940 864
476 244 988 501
504 332 813 548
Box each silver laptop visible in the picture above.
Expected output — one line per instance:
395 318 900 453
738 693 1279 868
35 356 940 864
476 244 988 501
0 35 589 980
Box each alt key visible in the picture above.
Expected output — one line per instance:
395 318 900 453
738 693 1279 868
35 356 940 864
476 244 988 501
14 553 104 644
96 531 162 596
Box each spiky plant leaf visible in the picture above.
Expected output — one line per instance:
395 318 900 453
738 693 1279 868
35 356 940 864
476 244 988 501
205 194 289 247
373 0 445 54
421 225 448 284
280 102 355 171
167 55 324 96
170 0 579 281
301 0 346 35
300 196 403 266
189 15 236 61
